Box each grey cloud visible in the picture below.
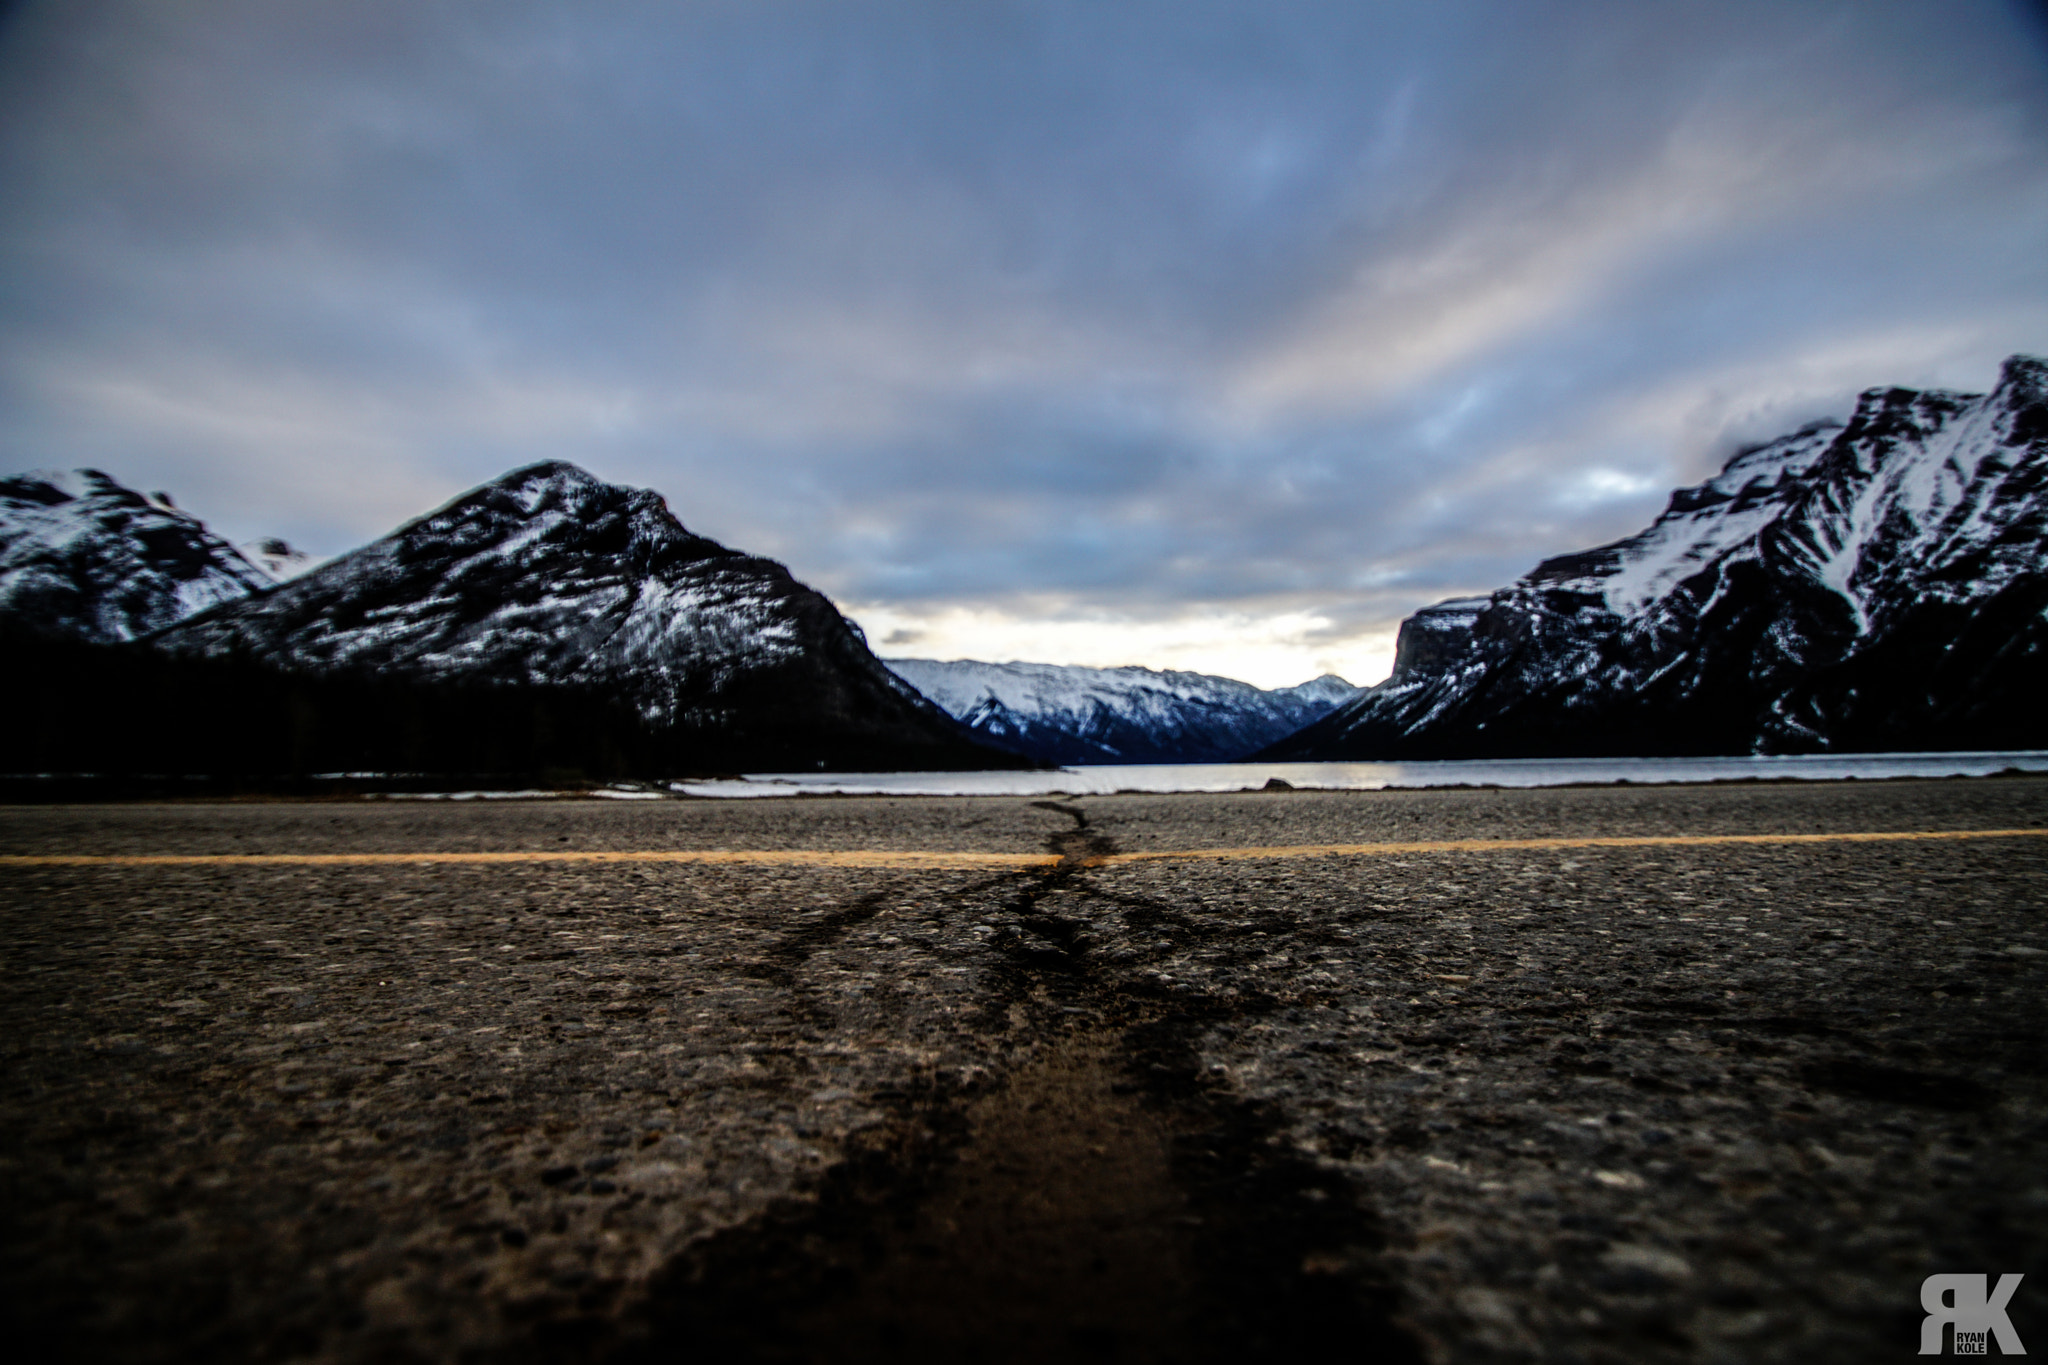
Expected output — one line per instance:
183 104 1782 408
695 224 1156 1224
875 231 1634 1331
2 0 2045 674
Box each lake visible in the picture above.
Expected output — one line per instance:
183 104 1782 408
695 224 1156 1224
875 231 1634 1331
671 749 2048 798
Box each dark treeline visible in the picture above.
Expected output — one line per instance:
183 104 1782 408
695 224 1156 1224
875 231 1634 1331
2 630 1008 794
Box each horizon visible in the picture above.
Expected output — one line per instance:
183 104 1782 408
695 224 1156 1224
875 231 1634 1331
4 2 2046 689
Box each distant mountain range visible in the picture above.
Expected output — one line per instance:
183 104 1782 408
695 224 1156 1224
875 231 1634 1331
1264 353 2048 760
886 658 1357 764
2 463 1016 778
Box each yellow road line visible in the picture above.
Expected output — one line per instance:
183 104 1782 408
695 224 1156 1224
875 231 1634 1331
0 827 2042 870
0 848 1059 870
1081 827 2048 865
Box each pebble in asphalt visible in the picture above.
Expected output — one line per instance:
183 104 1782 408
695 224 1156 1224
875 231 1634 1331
0 778 2044 1363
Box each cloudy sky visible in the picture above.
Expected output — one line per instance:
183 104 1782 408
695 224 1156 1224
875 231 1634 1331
3 1 2046 686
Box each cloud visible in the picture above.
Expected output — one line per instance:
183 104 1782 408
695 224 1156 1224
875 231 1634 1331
855 595 1399 691
2 0 2045 683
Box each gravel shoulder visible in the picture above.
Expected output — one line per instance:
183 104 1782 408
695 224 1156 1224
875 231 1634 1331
2 779 2044 1362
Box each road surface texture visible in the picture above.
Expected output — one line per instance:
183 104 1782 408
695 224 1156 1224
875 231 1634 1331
2 778 2046 1363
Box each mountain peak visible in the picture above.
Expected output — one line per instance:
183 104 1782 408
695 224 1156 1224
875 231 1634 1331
488 460 607 498
401 461 701 546
4 466 186 512
499 458 596 481
3 468 98 504
1996 352 2048 408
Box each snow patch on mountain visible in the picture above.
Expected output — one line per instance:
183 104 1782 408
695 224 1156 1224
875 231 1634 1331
1585 422 1842 618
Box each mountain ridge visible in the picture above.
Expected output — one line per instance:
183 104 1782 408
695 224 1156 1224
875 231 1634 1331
885 657 1358 764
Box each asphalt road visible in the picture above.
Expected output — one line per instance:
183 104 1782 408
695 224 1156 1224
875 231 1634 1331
3 778 2045 1364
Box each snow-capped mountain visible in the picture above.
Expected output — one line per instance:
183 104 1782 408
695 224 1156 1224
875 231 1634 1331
0 468 274 643
1265 354 2048 759
885 658 1359 763
154 461 1007 769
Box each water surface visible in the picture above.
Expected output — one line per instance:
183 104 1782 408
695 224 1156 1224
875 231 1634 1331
672 750 2048 799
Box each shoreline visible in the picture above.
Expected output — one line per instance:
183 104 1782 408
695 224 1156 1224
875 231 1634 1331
3 749 2046 806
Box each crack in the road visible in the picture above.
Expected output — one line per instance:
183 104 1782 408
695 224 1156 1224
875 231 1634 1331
617 800 1425 1364
976 799 1119 973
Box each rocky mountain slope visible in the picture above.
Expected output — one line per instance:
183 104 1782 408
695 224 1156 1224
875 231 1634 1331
886 658 1358 764
0 469 275 642
1264 353 2048 759
146 462 1009 771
